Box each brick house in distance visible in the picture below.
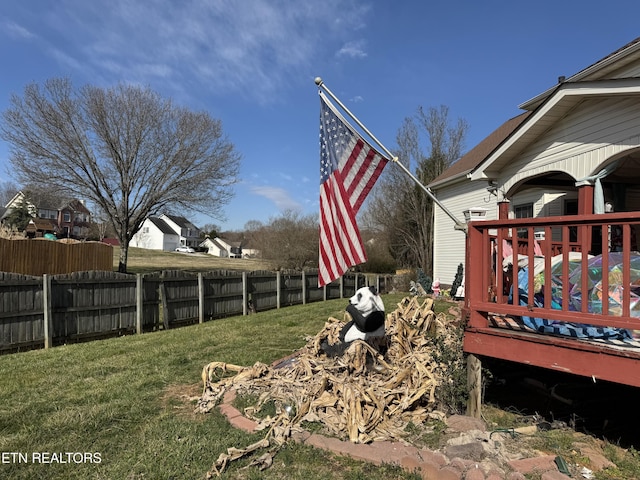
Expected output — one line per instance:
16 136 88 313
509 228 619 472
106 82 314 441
3 191 92 239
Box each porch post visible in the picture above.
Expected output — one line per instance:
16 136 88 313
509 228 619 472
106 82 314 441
577 184 594 215
577 183 594 252
498 200 510 220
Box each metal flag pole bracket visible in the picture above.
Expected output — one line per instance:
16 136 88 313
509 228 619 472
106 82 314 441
314 77 468 232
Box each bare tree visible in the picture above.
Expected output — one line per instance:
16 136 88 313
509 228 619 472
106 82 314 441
362 105 467 275
1 78 240 272
254 210 318 270
0 181 19 207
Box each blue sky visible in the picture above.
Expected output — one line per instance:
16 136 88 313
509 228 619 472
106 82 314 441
1 1 639 231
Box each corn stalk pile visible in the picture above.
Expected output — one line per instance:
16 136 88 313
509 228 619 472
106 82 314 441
195 296 463 476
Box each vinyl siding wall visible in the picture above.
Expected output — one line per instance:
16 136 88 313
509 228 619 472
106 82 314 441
433 179 496 286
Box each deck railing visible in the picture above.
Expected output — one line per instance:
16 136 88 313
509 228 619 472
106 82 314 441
464 212 640 387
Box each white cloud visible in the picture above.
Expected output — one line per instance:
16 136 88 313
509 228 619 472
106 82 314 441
26 0 372 102
336 40 367 59
3 21 35 40
249 185 302 211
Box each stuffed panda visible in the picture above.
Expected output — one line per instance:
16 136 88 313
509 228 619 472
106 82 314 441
321 286 386 357
343 286 386 342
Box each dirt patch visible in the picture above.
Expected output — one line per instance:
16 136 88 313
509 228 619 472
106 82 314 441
161 383 203 420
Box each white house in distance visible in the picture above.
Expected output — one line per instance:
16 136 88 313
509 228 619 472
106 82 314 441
430 37 640 285
131 216 180 251
131 214 201 251
160 214 200 249
200 236 241 258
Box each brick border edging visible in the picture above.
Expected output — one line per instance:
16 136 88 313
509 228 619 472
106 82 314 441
218 390 569 480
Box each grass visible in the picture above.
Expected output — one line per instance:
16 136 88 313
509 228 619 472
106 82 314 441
115 246 276 274
0 293 424 480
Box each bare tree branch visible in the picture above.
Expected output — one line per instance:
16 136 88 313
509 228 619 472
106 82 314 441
362 105 467 275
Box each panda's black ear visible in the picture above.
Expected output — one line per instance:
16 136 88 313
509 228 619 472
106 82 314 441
368 286 378 296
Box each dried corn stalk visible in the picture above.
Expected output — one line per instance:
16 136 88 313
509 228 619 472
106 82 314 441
196 296 461 475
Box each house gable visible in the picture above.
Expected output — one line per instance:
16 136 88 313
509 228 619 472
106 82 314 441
159 213 200 248
496 93 640 195
131 216 179 251
470 78 640 181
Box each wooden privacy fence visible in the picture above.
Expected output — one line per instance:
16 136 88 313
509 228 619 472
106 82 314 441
0 269 393 353
0 238 113 275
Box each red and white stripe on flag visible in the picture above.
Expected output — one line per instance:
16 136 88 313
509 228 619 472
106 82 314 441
318 92 388 287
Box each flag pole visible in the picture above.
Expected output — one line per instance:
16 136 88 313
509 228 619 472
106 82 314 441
315 77 467 232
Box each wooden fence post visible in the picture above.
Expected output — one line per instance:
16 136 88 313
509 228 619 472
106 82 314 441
198 273 204 324
301 270 306 305
159 274 169 330
43 274 52 349
467 354 482 418
339 275 344 298
242 272 248 316
276 271 281 309
136 274 143 334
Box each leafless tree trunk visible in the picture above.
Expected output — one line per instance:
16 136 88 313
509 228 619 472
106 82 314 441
362 105 467 276
1 78 240 272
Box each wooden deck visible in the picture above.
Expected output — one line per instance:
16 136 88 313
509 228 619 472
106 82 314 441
464 212 640 388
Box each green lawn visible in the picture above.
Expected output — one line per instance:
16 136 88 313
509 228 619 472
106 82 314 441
0 293 422 480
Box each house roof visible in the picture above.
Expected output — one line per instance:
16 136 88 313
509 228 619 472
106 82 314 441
469 78 640 181
6 190 91 215
148 216 178 235
164 214 197 230
211 238 227 250
67 199 91 214
520 37 640 110
429 111 532 188
25 218 57 232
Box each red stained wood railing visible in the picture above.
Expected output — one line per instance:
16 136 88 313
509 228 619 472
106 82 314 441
464 212 640 387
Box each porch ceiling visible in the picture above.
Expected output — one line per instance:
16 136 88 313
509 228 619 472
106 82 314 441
469 78 640 181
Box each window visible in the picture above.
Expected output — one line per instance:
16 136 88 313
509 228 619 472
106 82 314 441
63 212 71 222
514 203 533 238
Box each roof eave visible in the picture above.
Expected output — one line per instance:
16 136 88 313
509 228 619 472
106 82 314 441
428 170 473 190
519 39 640 110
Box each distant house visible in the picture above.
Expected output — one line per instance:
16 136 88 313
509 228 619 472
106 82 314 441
2 191 92 239
200 236 243 258
160 214 200 249
200 237 229 257
131 216 180 251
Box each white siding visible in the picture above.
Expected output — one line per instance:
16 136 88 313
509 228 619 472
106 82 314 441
131 220 179 251
433 179 497 286
609 63 640 78
501 97 640 192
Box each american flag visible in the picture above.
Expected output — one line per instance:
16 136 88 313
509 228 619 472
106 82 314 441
318 92 389 287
